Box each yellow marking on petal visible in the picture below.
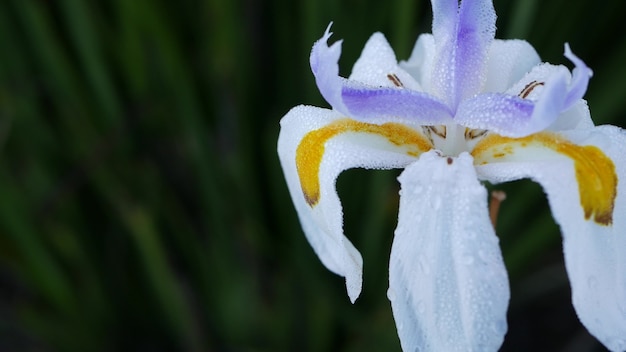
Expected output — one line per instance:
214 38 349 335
472 133 617 226
296 118 432 206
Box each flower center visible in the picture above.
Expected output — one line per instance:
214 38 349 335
423 124 488 157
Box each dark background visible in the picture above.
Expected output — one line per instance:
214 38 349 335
0 0 624 351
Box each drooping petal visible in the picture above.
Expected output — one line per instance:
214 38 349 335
389 151 510 351
455 45 592 137
310 25 453 125
473 126 626 351
278 105 433 302
430 0 496 109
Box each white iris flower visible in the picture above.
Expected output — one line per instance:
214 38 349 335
277 0 626 350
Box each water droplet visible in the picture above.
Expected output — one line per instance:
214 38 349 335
417 300 426 314
593 317 604 329
491 319 507 336
478 249 490 264
610 338 626 351
419 259 431 275
387 287 396 301
433 197 442 210
461 255 474 265
587 275 598 290
619 304 626 318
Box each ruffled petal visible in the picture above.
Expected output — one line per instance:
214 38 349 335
473 126 626 351
389 151 510 351
455 45 592 137
430 0 496 108
278 105 433 302
310 25 453 125
309 24 347 113
563 44 593 108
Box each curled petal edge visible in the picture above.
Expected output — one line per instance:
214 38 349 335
278 105 433 302
310 24 454 125
455 45 593 137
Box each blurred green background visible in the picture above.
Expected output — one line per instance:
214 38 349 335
0 0 624 351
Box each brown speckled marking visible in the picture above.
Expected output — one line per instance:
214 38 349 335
519 80 545 99
387 73 404 88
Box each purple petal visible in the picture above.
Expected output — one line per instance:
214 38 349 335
430 0 457 42
341 83 453 124
430 0 496 109
456 45 592 137
456 74 567 137
310 24 348 114
456 73 567 137
310 24 453 124
455 93 536 137
563 43 593 108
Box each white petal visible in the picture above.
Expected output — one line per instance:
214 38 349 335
547 99 594 132
503 62 569 100
389 151 510 351
483 39 540 93
474 126 626 351
278 105 431 302
502 45 591 108
349 32 422 90
400 34 436 91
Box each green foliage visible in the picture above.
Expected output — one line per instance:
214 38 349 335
0 0 623 350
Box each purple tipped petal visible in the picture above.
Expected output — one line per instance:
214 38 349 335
456 46 592 137
310 23 349 114
431 0 496 109
456 70 568 137
310 24 453 125
455 93 536 137
563 44 593 108
431 0 457 42
341 84 453 124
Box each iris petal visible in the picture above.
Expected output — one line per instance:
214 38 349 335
483 39 541 93
430 0 496 108
455 45 592 137
390 151 510 351
473 126 626 351
310 25 453 125
278 105 432 301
